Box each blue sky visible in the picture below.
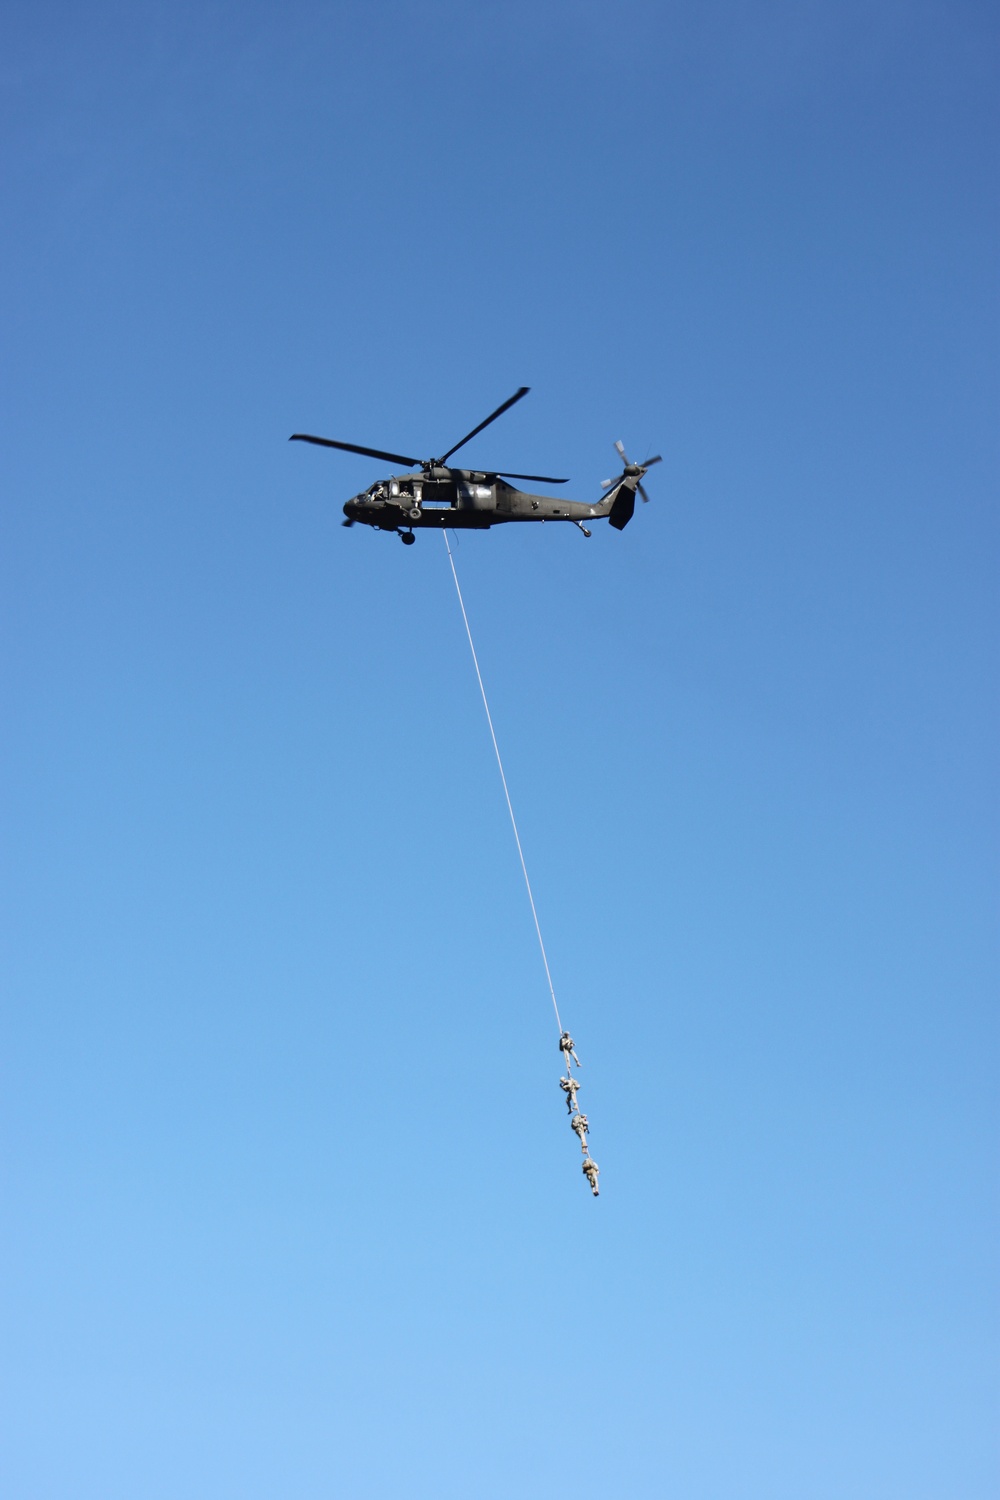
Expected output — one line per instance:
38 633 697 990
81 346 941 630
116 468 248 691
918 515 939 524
1 3 997 1496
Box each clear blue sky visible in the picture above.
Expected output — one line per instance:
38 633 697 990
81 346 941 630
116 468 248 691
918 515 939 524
1 4 996 1496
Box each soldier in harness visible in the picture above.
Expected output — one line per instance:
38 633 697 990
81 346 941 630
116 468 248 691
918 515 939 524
581 1156 600 1196
570 1111 590 1146
559 1074 581 1113
559 1031 581 1069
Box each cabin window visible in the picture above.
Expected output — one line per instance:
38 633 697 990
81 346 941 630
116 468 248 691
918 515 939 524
457 482 493 508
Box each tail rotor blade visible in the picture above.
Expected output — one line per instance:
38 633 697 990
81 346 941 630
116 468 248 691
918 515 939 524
606 440 660 519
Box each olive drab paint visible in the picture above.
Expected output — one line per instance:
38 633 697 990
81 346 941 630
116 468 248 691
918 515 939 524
291 386 660 544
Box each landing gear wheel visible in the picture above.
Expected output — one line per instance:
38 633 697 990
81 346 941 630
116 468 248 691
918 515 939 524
401 531 415 546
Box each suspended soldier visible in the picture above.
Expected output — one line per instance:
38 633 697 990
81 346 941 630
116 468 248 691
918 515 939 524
570 1111 589 1146
559 1074 581 1113
582 1156 600 1196
559 1031 581 1069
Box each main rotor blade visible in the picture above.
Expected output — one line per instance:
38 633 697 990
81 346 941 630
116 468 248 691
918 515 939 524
290 434 422 467
438 387 530 464
494 470 569 484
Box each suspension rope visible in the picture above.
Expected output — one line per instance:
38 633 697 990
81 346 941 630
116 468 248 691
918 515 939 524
442 531 600 1197
443 530 562 1034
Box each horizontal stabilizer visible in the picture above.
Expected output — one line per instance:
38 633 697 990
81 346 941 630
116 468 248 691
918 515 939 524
608 485 636 530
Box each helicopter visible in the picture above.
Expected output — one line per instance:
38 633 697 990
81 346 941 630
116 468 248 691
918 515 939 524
290 387 660 544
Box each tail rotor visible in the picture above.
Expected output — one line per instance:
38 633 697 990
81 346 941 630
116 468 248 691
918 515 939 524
601 441 662 529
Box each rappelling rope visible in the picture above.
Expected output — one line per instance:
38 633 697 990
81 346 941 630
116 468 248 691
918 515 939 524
443 530 562 1032
443 531 600 1197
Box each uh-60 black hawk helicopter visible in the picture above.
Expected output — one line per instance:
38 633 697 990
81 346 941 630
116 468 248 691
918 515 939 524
291 386 660 544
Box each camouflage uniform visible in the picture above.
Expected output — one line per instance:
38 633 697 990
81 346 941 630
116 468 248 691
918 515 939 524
559 1031 581 1068
559 1075 581 1113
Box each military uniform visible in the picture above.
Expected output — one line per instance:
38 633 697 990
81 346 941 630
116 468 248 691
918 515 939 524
559 1075 581 1113
559 1031 581 1068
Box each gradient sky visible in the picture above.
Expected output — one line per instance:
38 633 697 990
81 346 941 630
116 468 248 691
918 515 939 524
1 4 997 1497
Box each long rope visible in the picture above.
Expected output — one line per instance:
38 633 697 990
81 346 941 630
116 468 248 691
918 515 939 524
443 531 563 1035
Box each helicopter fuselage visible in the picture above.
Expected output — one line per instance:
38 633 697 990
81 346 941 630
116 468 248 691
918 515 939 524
342 470 613 533
290 386 657 540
